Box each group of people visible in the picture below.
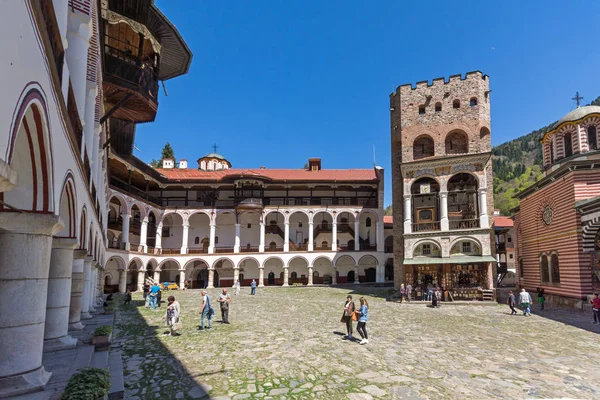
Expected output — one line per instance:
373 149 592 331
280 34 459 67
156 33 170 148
341 295 370 345
142 282 162 309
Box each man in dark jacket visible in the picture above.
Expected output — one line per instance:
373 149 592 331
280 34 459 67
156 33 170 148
507 291 517 315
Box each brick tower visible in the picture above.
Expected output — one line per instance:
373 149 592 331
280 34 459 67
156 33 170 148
390 71 496 298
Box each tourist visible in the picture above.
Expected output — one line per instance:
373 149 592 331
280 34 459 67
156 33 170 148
400 284 406 303
507 291 517 315
536 287 545 310
406 283 412 302
427 282 434 301
421 282 427 301
163 296 180 336
235 279 241 296
590 293 600 325
357 297 369 345
149 282 161 310
519 288 532 316
251 279 257 295
432 287 439 307
217 288 232 324
124 289 132 305
199 290 213 330
435 287 442 307
341 295 355 340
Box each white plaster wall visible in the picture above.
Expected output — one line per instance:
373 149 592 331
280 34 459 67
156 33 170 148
215 212 235 247
188 213 210 248
239 212 260 247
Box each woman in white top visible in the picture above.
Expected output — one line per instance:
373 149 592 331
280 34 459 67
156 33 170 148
164 296 181 335
235 280 241 296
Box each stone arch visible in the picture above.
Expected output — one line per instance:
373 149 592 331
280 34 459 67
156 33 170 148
211 257 235 270
108 193 127 213
106 256 126 271
582 217 600 252
79 206 87 249
449 237 482 256
130 201 147 220
128 257 143 271
411 239 442 258
480 126 490 139
55 171 77 238
413 134 435 160
4 85 54 213
237 256 260 269
384 235 393 253
445 130 469 155
157 258 181 271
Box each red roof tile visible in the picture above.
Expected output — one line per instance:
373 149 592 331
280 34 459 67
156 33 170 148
494 216 514 227
155 168 378 182
383 215 393 224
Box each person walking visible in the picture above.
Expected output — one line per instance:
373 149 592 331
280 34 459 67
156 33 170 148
251 279 257 295
163 296 180 336
124 289 132 305
590 293 600 325
406 283 412 302
149 282 161 310
400 284 406 303
341 295 355 340
235 280 241 296
536 287 545 310
519 288 533 316
199 290 213 330
507 291 517 315
217 288 232 324
357 297 369 345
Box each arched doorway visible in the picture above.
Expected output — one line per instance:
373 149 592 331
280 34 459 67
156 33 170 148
365 268 376 283
347 270 355 283
268 272 275 285
197 269 208 288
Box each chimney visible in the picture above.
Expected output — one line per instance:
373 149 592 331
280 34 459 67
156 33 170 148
179 159 188 169
260 166 266 169
308 158 321 171
162 158 174 169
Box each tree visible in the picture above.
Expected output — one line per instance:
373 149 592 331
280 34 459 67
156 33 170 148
384 205 393 216
149 142 176 168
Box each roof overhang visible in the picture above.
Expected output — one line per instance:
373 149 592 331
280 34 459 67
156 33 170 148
401 152 492 177
403 255 497 265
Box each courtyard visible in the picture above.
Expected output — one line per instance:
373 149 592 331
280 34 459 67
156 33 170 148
116 287 600 399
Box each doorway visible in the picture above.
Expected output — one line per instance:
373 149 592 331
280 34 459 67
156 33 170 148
268 272 275 285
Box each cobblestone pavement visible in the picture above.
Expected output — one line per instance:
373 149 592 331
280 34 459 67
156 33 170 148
115 287 600 400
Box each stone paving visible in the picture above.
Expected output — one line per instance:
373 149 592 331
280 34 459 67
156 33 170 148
115 287 600 399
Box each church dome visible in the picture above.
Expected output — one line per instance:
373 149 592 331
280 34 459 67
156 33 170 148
553 105 600 129
204 152 226 160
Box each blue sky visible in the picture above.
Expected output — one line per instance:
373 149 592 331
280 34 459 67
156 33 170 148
137 0 600 207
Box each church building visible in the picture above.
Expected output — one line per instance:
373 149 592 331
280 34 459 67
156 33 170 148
514 103 600 306
390 71 496 301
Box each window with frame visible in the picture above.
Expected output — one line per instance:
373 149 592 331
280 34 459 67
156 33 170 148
519 258 524 278
194 237 200 245
462 241 471 253
453 99 460 109
435 102 442 112
422 244 431 255
509 254 513 259
588 126 597 150
366 217 372 227
540 254 550 282
507 235 512 243
550 253 560 283
469 97 478 107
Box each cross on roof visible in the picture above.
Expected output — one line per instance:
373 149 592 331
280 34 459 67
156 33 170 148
212 143 218 153
573 91 584 108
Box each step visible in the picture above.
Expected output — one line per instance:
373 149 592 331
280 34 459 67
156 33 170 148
91 349 109 369
67 345 94 376
108 350 125 400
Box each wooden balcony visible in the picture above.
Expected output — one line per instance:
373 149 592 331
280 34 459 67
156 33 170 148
265 247 284 253
162 248 181 255
189 248 208 254
215 247 235 254
107 0 151 24
449 218 480 230
412 222 440 232
235 198 263 210
241 246 260 253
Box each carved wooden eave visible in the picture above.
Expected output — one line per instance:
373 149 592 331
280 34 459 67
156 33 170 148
401 153 491 178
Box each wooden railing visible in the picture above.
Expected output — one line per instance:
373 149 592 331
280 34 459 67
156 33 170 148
162 248 181 255
241 246 259 253
104 53 159 102
189 248 208 254
360 244 377 251
449 219 479 230
412 221 440 232
215 247 234 254
39 0 64 82
265 247 284 252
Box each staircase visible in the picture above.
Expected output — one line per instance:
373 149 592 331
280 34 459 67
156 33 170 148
482 289 495 302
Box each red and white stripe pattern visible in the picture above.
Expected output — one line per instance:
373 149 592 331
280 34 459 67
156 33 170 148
68 0 91 16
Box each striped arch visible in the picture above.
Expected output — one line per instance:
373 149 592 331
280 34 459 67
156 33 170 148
56 172 77 237
582 217 600 252
3 85 54 212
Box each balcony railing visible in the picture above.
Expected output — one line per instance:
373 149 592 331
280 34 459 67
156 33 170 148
162 248 181 255
39 0 64 82
189 248 208 254
412 222 440 232
215 247 235 254
265 247 284 252
449 219 480 230
360 244 377 251
314 245 331 251
241 246 259 253
104 53 158 102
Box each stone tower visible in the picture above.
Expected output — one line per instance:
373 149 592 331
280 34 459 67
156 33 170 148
390 71 495 293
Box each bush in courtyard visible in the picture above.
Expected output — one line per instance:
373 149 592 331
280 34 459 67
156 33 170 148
60 367 110 400
93 325 113 336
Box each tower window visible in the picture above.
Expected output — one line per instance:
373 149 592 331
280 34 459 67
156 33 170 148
435 102 442 112
588 126 597 150
247 223 252 229
469 97 478 107
194 237 200 245
422 244 431 255
366 217 372 227
462 242 471 253
419 106 426 115
453 99 460 109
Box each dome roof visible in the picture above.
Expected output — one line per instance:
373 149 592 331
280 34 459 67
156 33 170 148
202 153 226 160
553 105 600 129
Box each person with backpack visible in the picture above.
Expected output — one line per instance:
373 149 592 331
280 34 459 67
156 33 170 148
341 295 356 340
200 290 213 330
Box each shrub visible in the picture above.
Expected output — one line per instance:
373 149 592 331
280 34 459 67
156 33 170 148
93 325 113 336
60 367 110 400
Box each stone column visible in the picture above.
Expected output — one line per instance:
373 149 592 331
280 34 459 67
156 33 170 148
81 256 93 319
332 222 337 251
354 220 360 251
209 223 216 254
121 213 131 250
140 218 148 253
69 249 87 330
65 10 91 118
376 265 383 283
332 267 337 285
440 191 449 231
283 267 289 286
232 268 240 287
82 82 97 161
155 222 163 253
118 270 127 294
354 265 360 284
180 223 189 254
308 221 314 251
208 269 215 289
404 195 412 233
153 271 160 284
234 223 241 253
0 213 61 397
137 271 145 292
478 188 489 228
308 267 313 286
283 222 290 252
258 267 265 287
179 269 186 289
88 265 96 312
486 262 494 290
259 221 265 252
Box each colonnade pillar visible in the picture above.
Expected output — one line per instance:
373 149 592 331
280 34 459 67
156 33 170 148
180 223 189 254
121 213 131 250
308 267 313 286
258 267 265 287
208 224 216 254
232 268 240 287
283 222 290 252
69 249 87 330
440 191 449 231
81 256 93 319
354 265 360 284
332 267 337 285
179 269 186 289
354 220 360 251
0 213 61 397
140 218 148 253
478 188 489 228
207 269 215 289
308 221 314 251
282 267 289 286
234 223 241 253
118 269 127 294
376 265 384 283
332 222 337 251
155 222 163 253
137 271 145 292
82 82 97 160
404 195 412 233
259 222 265 252
88 264 97 312
153 271 160 284
376 220 384 252
65 9 91 118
